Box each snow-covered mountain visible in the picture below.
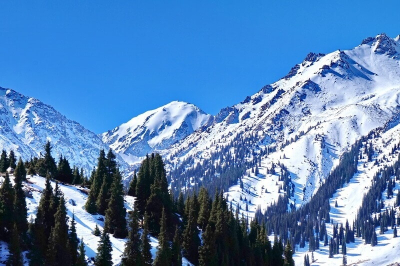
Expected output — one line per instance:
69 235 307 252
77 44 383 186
0 87 128 174
102 101 213 165
163 33 400 210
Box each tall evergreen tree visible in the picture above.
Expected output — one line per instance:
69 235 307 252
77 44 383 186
76 238 88 266
13 172 28 240
154 208 171 266
39 141 57 178
0 149 8 172
69 214 80 266
47 196 71 266
96 176 109 215
121 208 142 266
142 213 153 266
197 187 210 230
14 158 27 182
283 240 294 266
127 172 137 197
136 155 152 214
57 156 73 183
199 224 218 266
85 149 107 213
7 224 23 266
182 197 200 265
95 231 113 266
0 173 15 240
96 150 117 214
104 169 127 238
171 225 182 266
72 167 82 185
8 150 17 169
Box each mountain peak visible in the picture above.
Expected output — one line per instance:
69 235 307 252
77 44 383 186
102 101 213 162
361 33 398 56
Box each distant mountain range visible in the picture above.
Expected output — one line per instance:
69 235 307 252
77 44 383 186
1 33 400 198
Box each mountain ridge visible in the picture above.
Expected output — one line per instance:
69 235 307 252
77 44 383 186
0 86 128 175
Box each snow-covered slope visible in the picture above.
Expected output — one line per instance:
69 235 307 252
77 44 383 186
291 116 400 266
0 87 128 174
164 33 400 211
102 101 212 164
0 174 192 265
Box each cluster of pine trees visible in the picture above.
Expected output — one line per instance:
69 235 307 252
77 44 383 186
0 154 87 265
4 142 87 185
0 149 17 172
30 175 87 265
248 127 400 263
121 153 295 266
85 149 127 238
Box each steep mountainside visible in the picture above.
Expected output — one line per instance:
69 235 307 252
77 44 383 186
164 33 400 209
102 101 212 164
0 87 127 174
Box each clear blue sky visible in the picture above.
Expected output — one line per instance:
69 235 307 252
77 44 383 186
0 1 399 133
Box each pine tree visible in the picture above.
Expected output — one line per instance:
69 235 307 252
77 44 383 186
39 141 57 178
197 187 210 230
171 225 182 266
104 169 127 238
371 230 378 246
9 150 16 169
0 149 8 172
145 153 173 236
199 224 218 266
47 196 71 266
121 209 142 266
76 238 88 266
14 158 27 182
177 192 185 215
93 224 101 236
56 156 73 183
35 175 54 244
85 149 107 213
342 239 346 255
96 176 109 215
154 208 171 266
69 214 80 265
136 155 152 214
127 172 137 197
13 172 28 241
394 226 397 238
142 213 153 266
7 224 23 266
182 199 201 265
0 173 15 240
85 190 98 214
283 240 294 266
72 167 82 185
95 231 113 266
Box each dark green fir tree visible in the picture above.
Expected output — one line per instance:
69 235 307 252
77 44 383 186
8 150 16 169
14 158 27 182
142 212 153 266
121 208 142 266
171 225 182 266
7 224 23 266
104 169 127 238
69 214 80 265
95 231 113 266
154 208 171 266
46 196 71 266
76 238 88 266
0 173 15 239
